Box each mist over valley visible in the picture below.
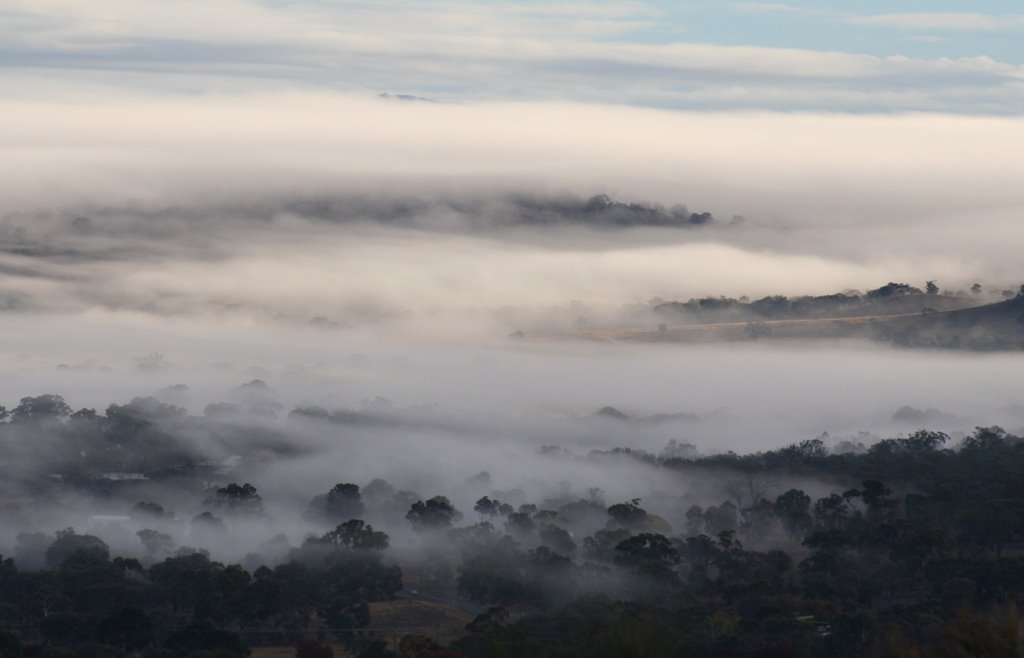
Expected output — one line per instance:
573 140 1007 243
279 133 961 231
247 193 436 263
3 3 1024 656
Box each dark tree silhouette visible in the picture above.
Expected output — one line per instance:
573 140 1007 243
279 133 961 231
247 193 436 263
406 496 462 531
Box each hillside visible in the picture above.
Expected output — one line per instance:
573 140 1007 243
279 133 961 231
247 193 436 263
529 295 1024 351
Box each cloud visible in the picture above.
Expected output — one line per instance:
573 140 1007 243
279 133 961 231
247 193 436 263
0 0 657 51
2 92 1022 211
901 35 948 44
848 13 1024 33
1 0 1022 112
731 3 801 14
0 92 1023 332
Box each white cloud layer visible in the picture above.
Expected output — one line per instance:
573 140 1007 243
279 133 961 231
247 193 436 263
1 0 1022 112
850 13 1024 33
1 92 1022 332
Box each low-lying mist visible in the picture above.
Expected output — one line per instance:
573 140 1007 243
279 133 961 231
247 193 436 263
2 312 1023 566
3 93 1024 336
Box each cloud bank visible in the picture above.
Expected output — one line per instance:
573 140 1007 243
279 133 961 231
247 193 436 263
2 0 1023 112
0 93 1021 333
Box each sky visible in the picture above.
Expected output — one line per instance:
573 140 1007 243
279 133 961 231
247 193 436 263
2 0 1023 451
2 0 1023 112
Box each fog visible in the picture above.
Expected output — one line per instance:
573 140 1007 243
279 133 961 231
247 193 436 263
2 91 1023 600
3 94 1023 340
3 309 1024 564
6 2 1024 651
3 315 1024 445
4 95 1024 302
